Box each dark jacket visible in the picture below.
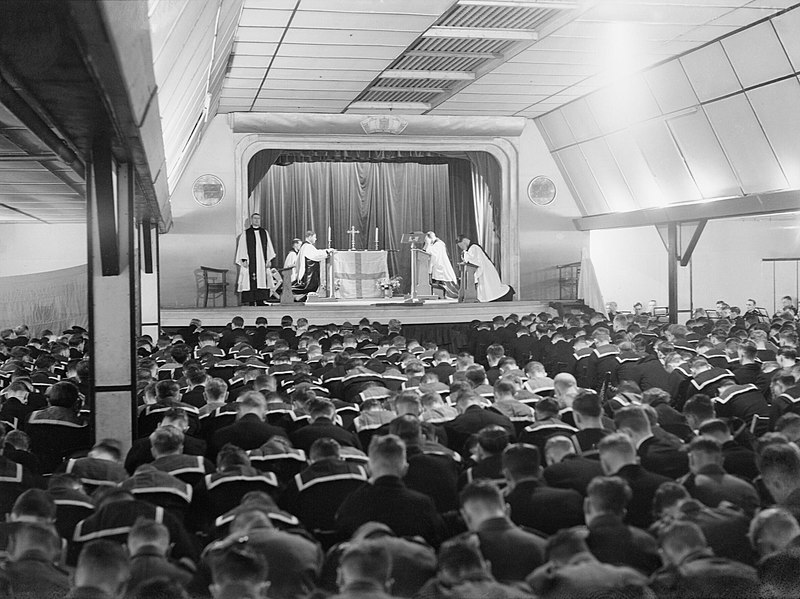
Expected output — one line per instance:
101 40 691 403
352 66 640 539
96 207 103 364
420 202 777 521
611 463 672 529
471 516 546 583
3 549 71 597
443 405 515 453
543 454 605 496
128 546 193 591
505 478 585 535
210 413 286 458
289 417 361 452
335 475 445 547
648 548 758 599
679 463 759 516
637 435 689 480
586 513 661 575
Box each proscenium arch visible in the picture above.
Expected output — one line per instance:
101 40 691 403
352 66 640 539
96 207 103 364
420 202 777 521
232 131 520 292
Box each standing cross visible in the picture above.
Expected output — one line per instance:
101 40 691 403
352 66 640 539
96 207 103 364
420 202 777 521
346 225 360 250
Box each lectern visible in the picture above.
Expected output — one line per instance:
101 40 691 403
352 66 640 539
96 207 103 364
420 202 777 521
458 262 478 303
402 232 436 303
279 267 294 305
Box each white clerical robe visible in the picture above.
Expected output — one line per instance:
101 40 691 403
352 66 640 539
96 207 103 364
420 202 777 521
295 241 329 283
283 250 299 282
424 238 457 283
235 227 276 293
462 244 510 302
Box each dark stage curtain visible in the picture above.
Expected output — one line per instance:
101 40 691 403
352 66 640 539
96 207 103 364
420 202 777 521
249 159 475 291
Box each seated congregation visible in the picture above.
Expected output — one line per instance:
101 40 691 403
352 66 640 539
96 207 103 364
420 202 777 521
0 302 799 598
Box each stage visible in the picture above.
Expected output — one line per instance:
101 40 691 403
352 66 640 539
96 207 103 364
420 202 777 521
160 298 551 327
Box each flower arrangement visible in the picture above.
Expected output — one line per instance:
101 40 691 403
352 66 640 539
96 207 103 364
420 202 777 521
377 276 402 292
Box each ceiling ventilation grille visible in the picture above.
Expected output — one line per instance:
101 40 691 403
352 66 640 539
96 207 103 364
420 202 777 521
347 1 575 114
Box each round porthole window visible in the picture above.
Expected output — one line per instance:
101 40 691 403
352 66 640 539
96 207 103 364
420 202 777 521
192 174 225 207
527 176 556 206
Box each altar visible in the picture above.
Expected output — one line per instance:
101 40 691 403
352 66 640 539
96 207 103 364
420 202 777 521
329 250 389 299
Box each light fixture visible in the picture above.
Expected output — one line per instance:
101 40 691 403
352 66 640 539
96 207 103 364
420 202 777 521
360 116 409 135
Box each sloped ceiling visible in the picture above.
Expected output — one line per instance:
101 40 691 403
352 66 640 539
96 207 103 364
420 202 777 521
148 0 798 206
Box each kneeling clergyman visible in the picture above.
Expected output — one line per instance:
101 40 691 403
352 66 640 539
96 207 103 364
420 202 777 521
457 234 514 302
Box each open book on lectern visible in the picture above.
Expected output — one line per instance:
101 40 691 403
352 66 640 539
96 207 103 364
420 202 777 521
400 232 425 248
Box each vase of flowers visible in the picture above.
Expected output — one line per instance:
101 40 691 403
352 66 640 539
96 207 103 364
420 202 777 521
377 276 402 298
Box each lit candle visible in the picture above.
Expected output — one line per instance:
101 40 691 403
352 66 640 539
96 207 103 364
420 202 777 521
374 227 379 247
327 226 332 248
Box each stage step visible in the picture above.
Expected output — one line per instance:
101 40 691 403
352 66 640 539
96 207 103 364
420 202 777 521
161 299 552 327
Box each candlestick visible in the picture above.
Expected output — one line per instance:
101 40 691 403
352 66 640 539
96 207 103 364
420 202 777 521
327 226 331 249
374 227 379 250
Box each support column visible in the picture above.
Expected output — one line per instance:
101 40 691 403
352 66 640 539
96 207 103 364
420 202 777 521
140 221 160 342
667 222 678 325
87 137 137 452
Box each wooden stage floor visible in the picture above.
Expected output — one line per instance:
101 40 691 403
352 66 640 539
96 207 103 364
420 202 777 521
161 298 551 327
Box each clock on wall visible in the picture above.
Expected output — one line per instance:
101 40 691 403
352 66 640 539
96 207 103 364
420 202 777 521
527 176 557 206
192 174 225 207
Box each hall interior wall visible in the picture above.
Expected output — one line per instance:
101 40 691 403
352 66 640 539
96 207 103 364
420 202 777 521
0 223 87 277
158 114 585 308
590 215 800 317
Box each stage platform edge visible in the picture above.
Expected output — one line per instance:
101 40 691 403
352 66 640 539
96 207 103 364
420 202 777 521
161 299 551 327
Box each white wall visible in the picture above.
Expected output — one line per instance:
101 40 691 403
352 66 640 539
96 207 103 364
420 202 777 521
590 214 800 315
0 223 87 276
516 120 586 300
159 115 238 308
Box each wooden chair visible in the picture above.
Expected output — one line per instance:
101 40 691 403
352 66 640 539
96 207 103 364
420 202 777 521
200 266 229 307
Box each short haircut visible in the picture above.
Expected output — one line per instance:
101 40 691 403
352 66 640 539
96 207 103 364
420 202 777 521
460 479 504 509
476 425 510 454
394 392 422 415
652 482 690 515
76 540 130 586
597 432 636 459
535 397 559 417
9 522 61 559
614 403 649 430
438 537 485 576
217 443 250 470
185 366 207 386
698 418 731 437
389 415 422 445
161 407 189 425
149 426 184 454
493 379 516 396
775 413 800 434
309 437 341 461
4 429 30 451
205 377 228 401
659 520 706 553
208 545 269 586
502 443 540 478
572 390 602 418
12 489 56 520
339 541 392 584
465 365 487 387
368 435 405 468
587 476 632 515
48 381 80 408
683 394 715 421
156 380 180 401
128 517 170 549
759 444 800 480
237 390 267 411
307 398 335 419
231 316 244 328
127 577 189 599
546 528 590 563
687 436 721 456
641 387 671 406
544 435 576 457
